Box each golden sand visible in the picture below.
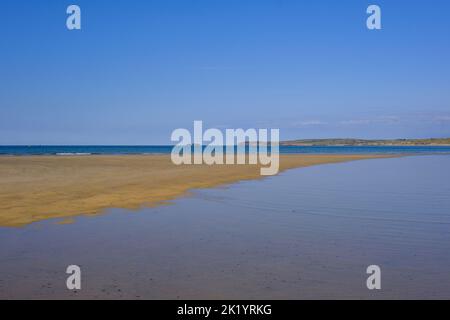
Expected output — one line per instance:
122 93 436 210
0 154 393 227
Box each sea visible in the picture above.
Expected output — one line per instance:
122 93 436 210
1 145 450 155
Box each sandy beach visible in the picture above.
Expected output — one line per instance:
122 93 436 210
0 154 392 227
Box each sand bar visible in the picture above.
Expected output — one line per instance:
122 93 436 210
0 154 394 227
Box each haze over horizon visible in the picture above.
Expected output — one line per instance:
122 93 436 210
1 0 449 144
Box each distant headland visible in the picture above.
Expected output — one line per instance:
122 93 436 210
280 138 450 146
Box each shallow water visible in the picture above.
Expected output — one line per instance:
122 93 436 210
1 155 450 299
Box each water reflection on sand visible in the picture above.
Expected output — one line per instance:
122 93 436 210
1 155 450 299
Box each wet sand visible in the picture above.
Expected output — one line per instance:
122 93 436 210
0 155 449 299
0 154 392 227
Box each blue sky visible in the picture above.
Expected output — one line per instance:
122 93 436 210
1 0 449 144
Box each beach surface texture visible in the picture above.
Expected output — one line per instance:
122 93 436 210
0 154 393 227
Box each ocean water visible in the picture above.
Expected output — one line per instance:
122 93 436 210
1 145 450 155
0 155 449 299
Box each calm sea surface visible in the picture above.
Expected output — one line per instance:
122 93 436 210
0 155 449 299
1 145 450 155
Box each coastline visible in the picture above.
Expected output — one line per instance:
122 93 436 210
0 154 398 227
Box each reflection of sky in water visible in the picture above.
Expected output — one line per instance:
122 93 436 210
1 155 450 299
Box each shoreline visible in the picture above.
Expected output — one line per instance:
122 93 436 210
1 144 450 158
0 154 399 227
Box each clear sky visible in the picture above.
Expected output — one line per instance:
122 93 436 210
1 0 449 144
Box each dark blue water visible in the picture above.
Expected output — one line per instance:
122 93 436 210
1 145 450 155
